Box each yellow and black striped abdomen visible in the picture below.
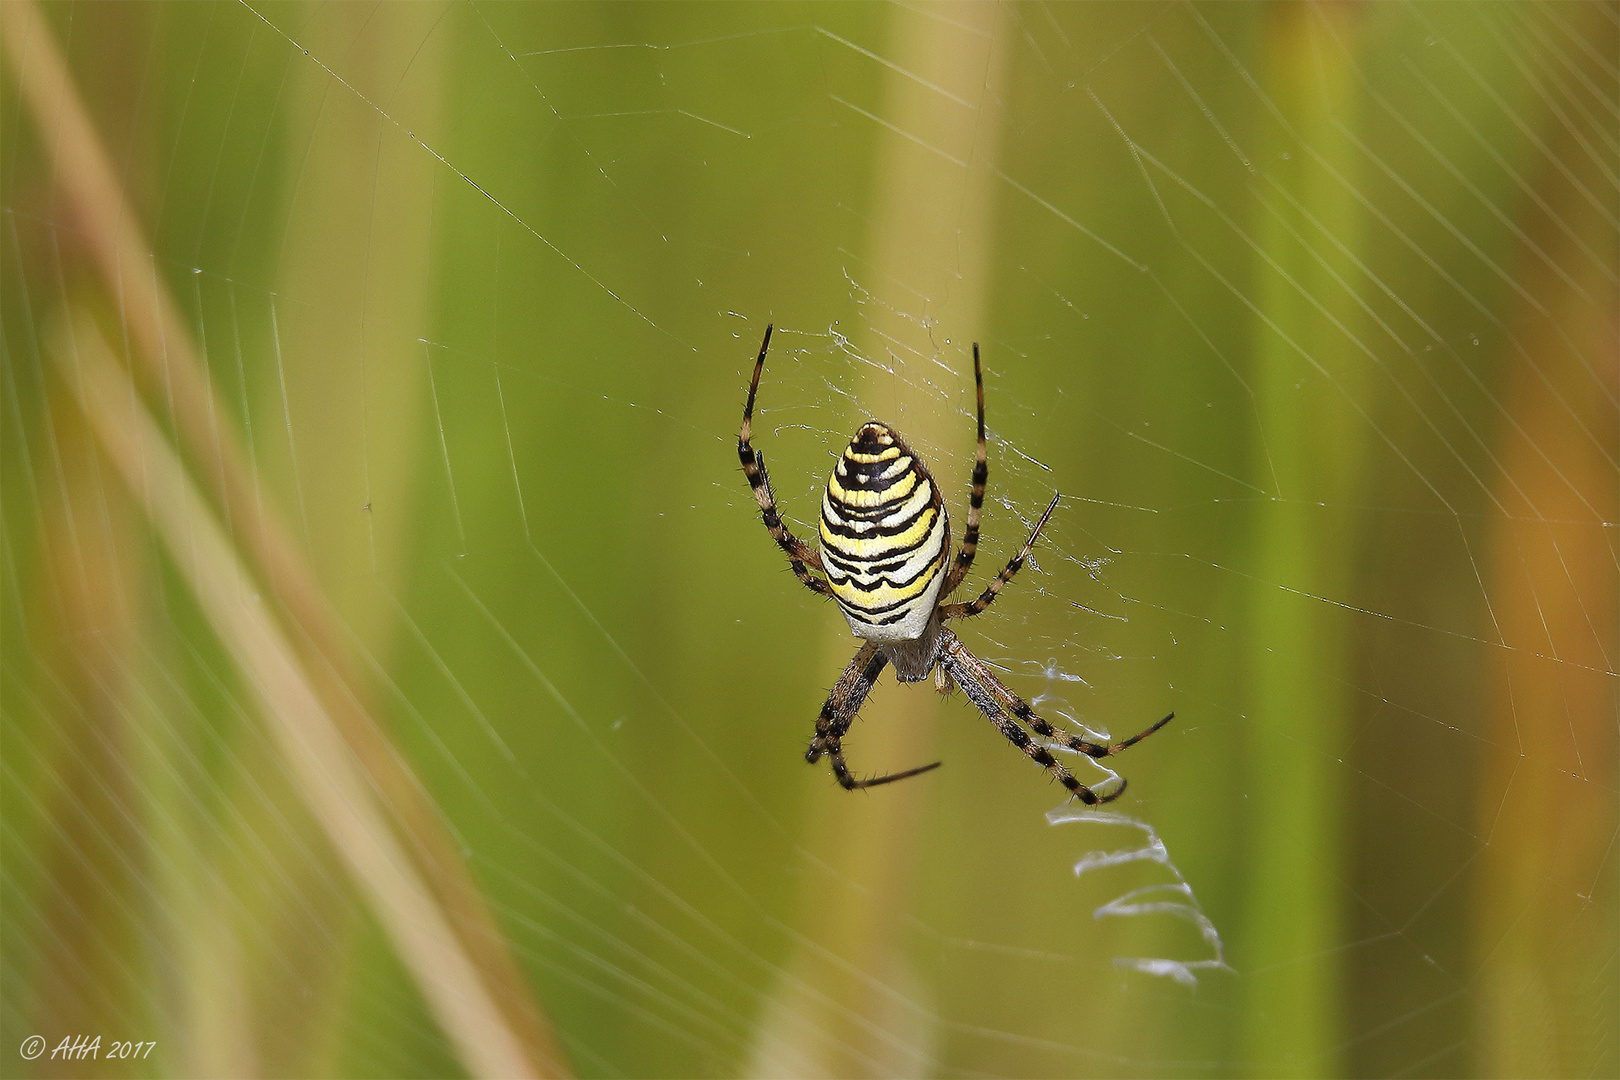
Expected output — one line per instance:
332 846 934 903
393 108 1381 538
819 423 949 642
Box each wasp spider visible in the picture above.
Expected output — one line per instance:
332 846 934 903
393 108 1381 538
738 326 1172 802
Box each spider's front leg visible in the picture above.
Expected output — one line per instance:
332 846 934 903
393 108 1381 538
808 642 941 790
939 628 1164 804
951 634 1174 760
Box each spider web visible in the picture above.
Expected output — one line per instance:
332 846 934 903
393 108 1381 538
2 2 1615 1077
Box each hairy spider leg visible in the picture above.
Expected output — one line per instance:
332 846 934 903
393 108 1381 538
808 641 942 790
738 324 831 597
942 490 1060 621
942 342 989 597
943 625 1173 761
939 628 1169 803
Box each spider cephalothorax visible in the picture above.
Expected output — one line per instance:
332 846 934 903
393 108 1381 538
738 325 1170 801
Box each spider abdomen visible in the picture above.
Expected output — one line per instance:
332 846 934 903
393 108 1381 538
818 423 949 643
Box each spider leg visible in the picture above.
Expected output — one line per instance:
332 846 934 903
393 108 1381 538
939 628 1160 804
946 629 1173 758
941 491 1060 620
1054 711 1176 758
808 642 942 790
738 324 831 597
942 342 989 597
808 641 883 757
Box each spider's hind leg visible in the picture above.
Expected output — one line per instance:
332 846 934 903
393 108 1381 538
942 342 990 597
738 324 833 598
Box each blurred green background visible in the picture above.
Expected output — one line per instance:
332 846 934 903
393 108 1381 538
2 2 1614 1077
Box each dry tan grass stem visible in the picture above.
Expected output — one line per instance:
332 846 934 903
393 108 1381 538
3 2 566 1074
49 313 538 1080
